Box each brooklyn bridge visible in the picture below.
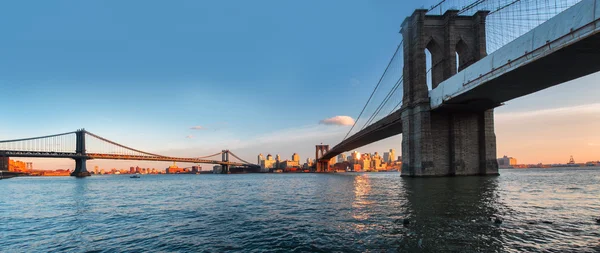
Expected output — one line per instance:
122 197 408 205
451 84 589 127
316 0 600 176
0 129 259 177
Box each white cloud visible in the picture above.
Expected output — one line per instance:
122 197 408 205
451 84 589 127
319 116 355 126
185 135 194 139
190 126 204 130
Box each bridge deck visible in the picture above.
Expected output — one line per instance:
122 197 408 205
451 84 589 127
431 0 600 111
0 151 245 166
322 110 403 160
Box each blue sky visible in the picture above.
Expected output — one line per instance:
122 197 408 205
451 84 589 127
1 0 599 169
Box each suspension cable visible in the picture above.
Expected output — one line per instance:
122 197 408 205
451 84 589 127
342 40 403 141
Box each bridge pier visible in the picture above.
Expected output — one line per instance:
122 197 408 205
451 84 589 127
70 129 90 177
71 157 91 177
401 103 498 176
399 9 498 177
0 156 8 171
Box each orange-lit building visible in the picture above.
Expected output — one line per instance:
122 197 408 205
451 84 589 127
166 163 189 174
7 159 31 173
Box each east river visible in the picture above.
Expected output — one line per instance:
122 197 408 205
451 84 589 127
1 168 599 252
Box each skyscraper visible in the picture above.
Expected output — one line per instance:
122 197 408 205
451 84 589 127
292 153 300 162
389 149 396 163
383 152 390 163
258 153 265 164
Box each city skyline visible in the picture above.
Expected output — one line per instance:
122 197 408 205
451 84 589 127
1 0 599 169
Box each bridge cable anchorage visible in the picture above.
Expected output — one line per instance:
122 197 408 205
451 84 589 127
342 40 403 141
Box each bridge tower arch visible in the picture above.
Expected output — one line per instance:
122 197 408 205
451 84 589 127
400 9 498 176
315 145 331 172
221 150 230 174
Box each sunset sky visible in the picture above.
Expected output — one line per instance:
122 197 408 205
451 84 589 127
1 0 598 170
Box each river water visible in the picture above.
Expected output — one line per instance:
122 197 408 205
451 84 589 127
1 168 599 252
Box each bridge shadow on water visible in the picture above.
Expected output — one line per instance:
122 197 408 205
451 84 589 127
398 175 507 252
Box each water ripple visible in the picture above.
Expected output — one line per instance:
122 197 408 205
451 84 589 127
1 169 599 252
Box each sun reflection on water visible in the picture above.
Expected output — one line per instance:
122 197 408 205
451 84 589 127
352 174 372 222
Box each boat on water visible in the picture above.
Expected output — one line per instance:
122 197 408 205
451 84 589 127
130 175 141 178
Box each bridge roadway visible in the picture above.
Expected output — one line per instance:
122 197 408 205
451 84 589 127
0 151 247 166
322 0 600 160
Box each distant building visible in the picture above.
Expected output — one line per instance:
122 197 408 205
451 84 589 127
280 160 300 169
383 152 390 163
497 155 517 168
389 149 396 163
292 153 300 162
166 163 188 174
337 153 346 163
261 154 276 171
213 165 222 174
258 153 265 165
191 166 201 173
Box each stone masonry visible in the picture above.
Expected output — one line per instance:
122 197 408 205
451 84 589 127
400 9 498 176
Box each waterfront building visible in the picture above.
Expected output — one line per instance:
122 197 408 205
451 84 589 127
166 163 188 174
292 153 300 162
280 160 300 169
192 166 200 173
213 165 222 174
498 155 517 168
258 153 265 164
261 154 277 171
389 149 396 163
130 167 135 174
384 152 390 163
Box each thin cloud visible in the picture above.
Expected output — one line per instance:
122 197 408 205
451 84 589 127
319 116 355 126
190 126 204 130
350 78 360 87
185 135 194 139
496 103 600 120
589 143 600 147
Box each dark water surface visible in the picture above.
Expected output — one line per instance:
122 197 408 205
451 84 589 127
1 168 599 252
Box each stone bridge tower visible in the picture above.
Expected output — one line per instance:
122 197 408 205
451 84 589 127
400 10 498 176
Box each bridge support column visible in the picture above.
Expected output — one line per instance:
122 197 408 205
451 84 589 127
71 157 91 177
401 104 498 176
221 150 230 174
399 9 498 177
71 129 90 177
0 156 9 171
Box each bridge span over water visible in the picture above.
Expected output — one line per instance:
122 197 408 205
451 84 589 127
0 129 259 176
318 0 600 176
